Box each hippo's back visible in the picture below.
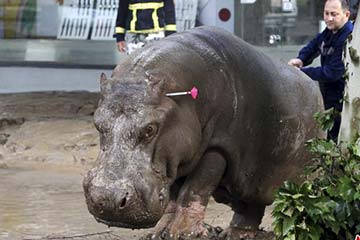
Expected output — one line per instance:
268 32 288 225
123 26 323 204
168 26 323 203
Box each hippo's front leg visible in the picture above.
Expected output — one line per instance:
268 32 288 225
166 151 226 238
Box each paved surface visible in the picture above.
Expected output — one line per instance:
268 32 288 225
0 39 308 67
0 39 318 93
0 39 123 69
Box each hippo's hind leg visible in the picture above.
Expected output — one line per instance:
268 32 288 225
220 201 266 239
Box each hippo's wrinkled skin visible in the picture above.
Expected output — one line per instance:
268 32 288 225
83 26 323 238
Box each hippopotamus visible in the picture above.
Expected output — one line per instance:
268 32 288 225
83 26 323 239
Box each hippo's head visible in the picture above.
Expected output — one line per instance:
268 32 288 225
83 64 202 228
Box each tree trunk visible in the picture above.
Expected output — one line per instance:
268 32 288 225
338 12 360 143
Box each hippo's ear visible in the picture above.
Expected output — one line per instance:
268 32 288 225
145 70 163 87
99 73 110 95
100 73 107 84
145 70 183 93
144 70 167 98
163 76 183 92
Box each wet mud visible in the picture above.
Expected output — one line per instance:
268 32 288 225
0 92 274 240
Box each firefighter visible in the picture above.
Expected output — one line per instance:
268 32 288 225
114 0 176 54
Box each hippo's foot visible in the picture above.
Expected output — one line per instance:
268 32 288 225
167 201 208 238
217 202 265 240
147 200 208 239
151 201 177 235
218 227 256 240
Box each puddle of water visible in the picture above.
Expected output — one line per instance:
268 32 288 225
0 167 237 240
0 168 143 240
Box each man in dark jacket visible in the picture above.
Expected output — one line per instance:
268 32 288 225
114 0 176 54
288 0 353 140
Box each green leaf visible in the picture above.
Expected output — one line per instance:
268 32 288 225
308 194 320 199
327 221 340 234
307 225 322 240
314 108 339 131
283 207 294 217
296 220 309 231
349 138 360 157
338 176 355 201
282 216 296 235
299 181 313 193
279 192 294 197
283 233 296 240
273 222 282 236
273 205 286 215
295 205 305 212
273 135 360 239
292 193 304 199
354 192 360 200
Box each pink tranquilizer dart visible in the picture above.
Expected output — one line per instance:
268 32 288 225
166 86 199 99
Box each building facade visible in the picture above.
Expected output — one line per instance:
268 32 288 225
0 0 358 92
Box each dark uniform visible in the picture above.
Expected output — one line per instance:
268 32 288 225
298 21 353 140
114 0 176 53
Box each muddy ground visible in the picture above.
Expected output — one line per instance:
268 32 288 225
0 91 275 240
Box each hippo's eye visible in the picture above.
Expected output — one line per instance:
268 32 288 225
139 123 158 143
144 124 157 138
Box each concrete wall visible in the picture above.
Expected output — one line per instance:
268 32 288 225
0 66 112 93
0 45 319 94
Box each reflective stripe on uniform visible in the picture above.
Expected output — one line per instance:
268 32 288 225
128 28 165 33
152 6 160 30
165 24 176 31
115 27 126 34
130 9 137 32
129 2 164 32
128 2 164 10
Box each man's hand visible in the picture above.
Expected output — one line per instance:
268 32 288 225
117 41 126 53
288 58 303 68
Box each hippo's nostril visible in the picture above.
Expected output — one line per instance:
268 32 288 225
116 191 129 209
99 200 106 208
119 197 127 209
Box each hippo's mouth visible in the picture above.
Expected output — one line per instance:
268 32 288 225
95 216 157 229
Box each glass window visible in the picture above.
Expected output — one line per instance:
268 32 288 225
234 0 324 46
0 0 60 39
0 0 358 66
0 0 120 67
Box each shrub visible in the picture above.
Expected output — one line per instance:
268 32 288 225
272 110 360 240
